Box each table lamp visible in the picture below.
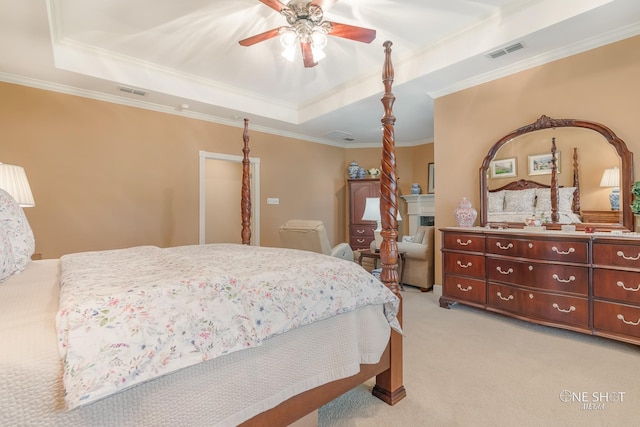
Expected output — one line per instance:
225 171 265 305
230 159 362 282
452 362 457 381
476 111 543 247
0 163 35 207
599 166 620 210
361 197 401 249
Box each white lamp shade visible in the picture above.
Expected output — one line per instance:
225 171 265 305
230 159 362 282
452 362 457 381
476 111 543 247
0 163 35 207
361 197 402 222
600 167 620 187
361 197 381 222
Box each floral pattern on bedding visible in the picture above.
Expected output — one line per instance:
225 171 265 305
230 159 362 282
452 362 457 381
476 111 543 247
56 244 400 409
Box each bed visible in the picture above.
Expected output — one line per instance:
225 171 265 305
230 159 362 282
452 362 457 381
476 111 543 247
486 141 582 225
0 41 405 426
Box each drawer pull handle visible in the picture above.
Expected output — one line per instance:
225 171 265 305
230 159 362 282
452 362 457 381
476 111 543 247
552 246 575 255
616 281 640 292
457 239 472 246
496 242 513 250
528 243 533 248
356 229 365 234
616 251 640 261
357 238 366 243
456 284 472 292
457 260 472 268
552 303 576 313
552 274 576 283
496 266 513 275
497 292 514 301
616 314 640 326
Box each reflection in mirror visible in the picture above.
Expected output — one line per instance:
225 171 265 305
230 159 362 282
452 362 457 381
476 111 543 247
479 115 634 231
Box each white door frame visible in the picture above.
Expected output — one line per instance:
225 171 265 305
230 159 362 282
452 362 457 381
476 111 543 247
199 150 260 245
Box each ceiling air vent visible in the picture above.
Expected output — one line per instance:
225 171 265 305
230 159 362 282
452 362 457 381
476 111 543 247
118 86 147 96
486 42 525 60
323 130 354 142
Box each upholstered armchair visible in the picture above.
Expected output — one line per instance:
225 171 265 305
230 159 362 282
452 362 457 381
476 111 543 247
278 219 354 262
371 225 435 291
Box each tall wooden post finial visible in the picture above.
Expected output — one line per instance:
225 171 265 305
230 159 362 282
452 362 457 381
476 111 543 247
241 118 252 245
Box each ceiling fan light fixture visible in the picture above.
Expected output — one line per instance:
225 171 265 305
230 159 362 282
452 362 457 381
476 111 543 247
280 29 297 49
311 31 327 50
311 46 326 62
281 45 296 61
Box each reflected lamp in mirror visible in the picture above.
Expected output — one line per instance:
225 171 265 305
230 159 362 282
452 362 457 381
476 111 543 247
600 166 620 210
0 163 35 207
361 197 402 249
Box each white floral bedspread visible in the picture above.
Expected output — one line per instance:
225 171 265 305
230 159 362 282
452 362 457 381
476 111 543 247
56 244 400 409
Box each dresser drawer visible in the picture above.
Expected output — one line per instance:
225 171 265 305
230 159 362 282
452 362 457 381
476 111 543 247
349 225 374 249
443 233 485 252
443 275 486 304
487 258 588 295
594 300 640 340
443 253 485 278
487 236 588 263
593 268 640 304
488 284 588 328
593 242 640 270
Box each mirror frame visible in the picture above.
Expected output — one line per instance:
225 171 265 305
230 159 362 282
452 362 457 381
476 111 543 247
479 115 634 231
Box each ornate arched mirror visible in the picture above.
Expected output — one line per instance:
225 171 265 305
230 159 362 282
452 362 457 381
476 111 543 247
479 115 634 231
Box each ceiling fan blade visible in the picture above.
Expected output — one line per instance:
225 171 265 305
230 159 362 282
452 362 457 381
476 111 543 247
326 22 376 43
259 0 288 13
312 0 339 12
239 27 283 46
300 41 318 68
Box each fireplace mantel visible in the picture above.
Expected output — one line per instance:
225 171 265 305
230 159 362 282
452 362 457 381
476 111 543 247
401 194 435 236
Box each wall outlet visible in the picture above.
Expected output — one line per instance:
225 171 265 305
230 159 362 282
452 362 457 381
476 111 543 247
267 198 279 205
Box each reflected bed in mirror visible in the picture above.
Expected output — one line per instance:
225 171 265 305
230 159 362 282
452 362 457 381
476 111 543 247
479 115 634 231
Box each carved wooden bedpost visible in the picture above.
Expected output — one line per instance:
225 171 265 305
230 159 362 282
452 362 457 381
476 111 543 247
372 40 406 405
241 118 252 245
550 137 559 223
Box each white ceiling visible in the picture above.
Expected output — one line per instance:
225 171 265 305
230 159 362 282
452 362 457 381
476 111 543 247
1 0 640 147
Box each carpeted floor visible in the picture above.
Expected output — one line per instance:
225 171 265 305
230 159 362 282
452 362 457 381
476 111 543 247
318 287 640 426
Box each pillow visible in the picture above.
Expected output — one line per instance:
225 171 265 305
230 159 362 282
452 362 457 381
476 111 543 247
559 187 576 212
487 190 505 213
535 187 575 213
504 189 536 213
0 223 16 282
535 188 551 212
0 189 35 273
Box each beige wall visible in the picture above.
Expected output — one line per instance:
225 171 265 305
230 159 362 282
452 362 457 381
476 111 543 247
0 82 432 258
434 34 640 286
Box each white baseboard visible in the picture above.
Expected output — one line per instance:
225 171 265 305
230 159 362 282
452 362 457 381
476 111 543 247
432 284 442 297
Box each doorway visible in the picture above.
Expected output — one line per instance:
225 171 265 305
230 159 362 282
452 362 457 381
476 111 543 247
199 151 260 245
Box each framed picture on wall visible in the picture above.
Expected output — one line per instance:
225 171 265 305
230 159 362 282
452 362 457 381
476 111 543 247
528 152 560 175
490 157 517 179
427 162 435 193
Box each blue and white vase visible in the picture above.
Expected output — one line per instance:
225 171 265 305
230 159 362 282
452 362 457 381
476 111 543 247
348 161 359 179
411 183 421 194
357 167 367 179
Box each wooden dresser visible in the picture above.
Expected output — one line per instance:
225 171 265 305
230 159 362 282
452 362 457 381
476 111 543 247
441 227 640 345
581 210 622 223
347 179 380 250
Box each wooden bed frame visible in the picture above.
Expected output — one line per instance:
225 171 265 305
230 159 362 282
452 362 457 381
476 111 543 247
239 41 406 426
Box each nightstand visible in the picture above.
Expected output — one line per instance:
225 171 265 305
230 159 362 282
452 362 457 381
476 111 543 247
581 210 622 223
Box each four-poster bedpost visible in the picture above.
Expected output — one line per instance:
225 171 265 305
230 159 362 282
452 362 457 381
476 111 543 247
241 118 252 245
373 40 406 405
239 41 405 425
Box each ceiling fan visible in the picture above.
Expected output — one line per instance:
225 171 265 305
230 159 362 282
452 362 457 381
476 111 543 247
239 0 376 68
